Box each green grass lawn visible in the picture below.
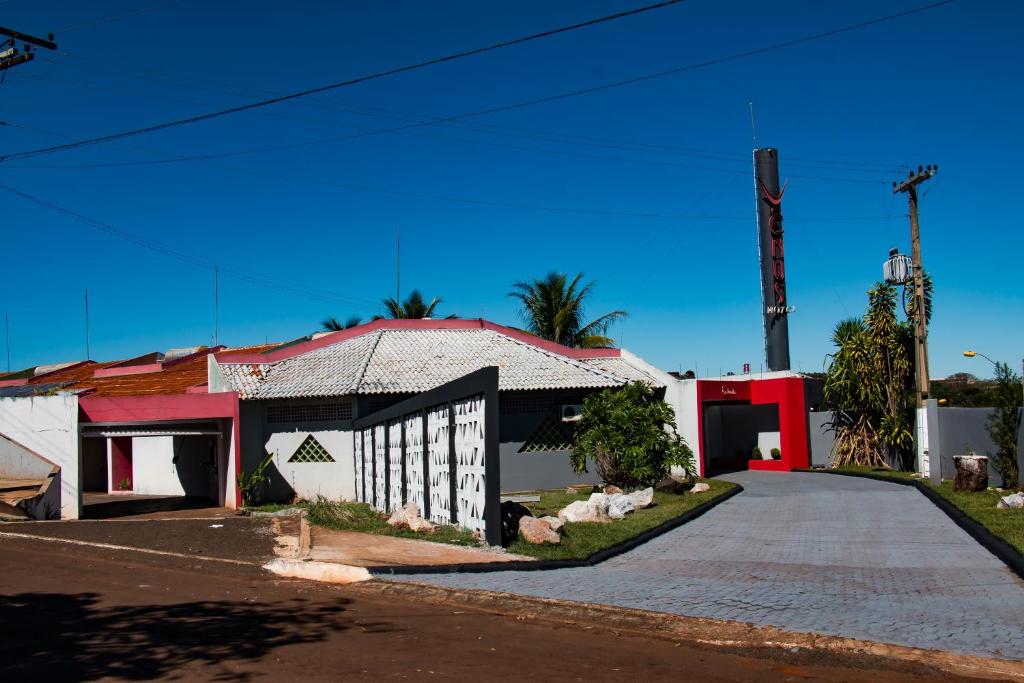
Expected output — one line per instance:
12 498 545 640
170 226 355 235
826 466 1024 556
927 482 1024 555
827 465 918 480
247 499 483 547
508 479 737 561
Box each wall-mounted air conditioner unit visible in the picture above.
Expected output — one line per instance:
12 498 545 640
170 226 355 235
560 404 584 422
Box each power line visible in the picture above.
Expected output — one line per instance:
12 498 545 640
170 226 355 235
39 58 910 174
0 182 383 310
0 0 692 161
2 118 904 217
2 1 955 164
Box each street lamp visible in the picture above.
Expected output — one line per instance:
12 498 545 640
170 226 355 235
963 350 1024 405
962 350 997 366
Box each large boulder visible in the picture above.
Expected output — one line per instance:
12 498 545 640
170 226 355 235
519 515 560 544
655 476 689 495
606 492 635 520
540 515 564 532
501 501 533 545
387 502 437 532
559 499 611 524
626 487 654 509
998 492 1024 509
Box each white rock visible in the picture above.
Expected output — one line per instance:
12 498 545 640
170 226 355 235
690 482 711 494
626 487 654 509
540 515 564 532
588 492 609 511
387 502 437 532
997 492 1024 509
606 492 635 519
559 500 611 524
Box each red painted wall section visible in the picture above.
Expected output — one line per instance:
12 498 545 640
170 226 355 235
696 377 810 473
749 377 809 470
109 437 133 491
79 392 238 423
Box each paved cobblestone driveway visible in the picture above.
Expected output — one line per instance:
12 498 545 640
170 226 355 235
393 472 1024 659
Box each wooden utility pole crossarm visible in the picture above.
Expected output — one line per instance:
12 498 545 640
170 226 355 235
0 26 56 73
893 165 937 408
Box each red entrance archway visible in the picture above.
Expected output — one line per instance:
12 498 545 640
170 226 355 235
696 377 809 474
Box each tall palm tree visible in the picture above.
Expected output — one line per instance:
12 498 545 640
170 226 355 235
320 316 363 332
509 272 626 348
824 284 914 469
379 290 454 319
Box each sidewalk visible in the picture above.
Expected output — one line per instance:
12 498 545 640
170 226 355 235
306 525 531 568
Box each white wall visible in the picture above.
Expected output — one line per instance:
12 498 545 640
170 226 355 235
130 436 181 496
265 427 355 501
0 395 80 519
618 350 701 477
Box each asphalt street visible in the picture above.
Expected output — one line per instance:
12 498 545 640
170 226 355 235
0 533 974 682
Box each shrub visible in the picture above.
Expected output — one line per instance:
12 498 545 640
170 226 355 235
751 446 762 460
571 382 694 488
238 452 273 507
986 362 1022 488
770 447 782 460
117 478 131 491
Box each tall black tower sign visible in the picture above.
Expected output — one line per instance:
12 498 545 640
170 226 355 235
753 148 791 371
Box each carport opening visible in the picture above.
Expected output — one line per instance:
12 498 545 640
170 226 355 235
81 424 228 519
702 402 781 476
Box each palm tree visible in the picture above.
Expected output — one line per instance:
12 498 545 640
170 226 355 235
824 284 914 469
320 316 363 332
379 290 454 319
508 272 626 348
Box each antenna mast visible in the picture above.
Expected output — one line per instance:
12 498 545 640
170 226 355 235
84 288 90 359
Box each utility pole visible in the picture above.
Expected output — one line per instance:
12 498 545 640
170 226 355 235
0 27 57 73
396 226 401 304
4 311 9 373
893 164 936 408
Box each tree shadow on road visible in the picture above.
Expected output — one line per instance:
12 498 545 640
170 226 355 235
0 592 391 681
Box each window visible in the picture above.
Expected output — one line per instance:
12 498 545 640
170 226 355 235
267 402 352 424
288 435 335 463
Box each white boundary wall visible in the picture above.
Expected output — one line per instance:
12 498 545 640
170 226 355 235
0 394 80 519
619 350 701 477
265 428 355 501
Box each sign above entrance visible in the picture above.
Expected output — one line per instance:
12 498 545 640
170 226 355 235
700 380 752 402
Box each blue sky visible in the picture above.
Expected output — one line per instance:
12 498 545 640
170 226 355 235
0 0 1020 379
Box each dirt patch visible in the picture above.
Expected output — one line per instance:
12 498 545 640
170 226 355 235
0 516 277 563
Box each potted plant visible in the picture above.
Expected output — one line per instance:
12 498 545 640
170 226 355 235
751 446 762 460
770 448 782 461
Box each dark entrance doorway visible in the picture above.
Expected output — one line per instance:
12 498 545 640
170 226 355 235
701 402 781 476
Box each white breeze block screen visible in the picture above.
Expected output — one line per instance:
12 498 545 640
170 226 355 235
353 367 500 546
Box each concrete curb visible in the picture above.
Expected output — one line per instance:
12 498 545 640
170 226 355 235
354 579 1024 681
263 558 371 584
798 468 1024 582
368 483 743 575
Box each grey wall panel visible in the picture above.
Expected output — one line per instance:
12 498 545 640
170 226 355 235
808 412 835 467
937 407 1023 488
498 443 599 492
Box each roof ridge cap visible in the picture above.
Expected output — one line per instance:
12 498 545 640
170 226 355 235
351 330 384 394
